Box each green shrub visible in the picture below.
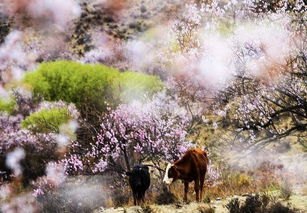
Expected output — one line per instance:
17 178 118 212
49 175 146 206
21 108 71 133
24 61 163 114
0 97 16 114
119 71 163 103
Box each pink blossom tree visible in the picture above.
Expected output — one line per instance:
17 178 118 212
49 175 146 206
64 92 193 177
0 90 80 185
216 51 307 143
0 113 58 185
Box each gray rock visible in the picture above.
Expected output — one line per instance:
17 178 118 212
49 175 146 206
140 5 147 13
103 207 125 213
126 206 143 213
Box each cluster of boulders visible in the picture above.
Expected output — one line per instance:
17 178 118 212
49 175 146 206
70 1 153 56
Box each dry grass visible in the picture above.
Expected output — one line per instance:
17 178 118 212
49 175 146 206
106 160 285 207
1 162 295 212
301 186 307 196
203 175 256 199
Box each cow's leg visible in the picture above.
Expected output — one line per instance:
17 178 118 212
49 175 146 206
137 192 141 205
194 179 200 202
199 175 205 202
184 181 189 202
142 191 145 204
133 192 137 205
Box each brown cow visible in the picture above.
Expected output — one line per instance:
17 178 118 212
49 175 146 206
163 148 209 202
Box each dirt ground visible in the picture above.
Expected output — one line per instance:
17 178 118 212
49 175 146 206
94 193 307 213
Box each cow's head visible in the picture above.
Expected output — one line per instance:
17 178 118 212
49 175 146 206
126 165 149 187
163 163 178 185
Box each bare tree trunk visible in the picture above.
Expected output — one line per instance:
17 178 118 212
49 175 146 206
123 146 131 172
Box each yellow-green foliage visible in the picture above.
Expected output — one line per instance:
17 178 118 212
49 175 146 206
0 98 16 114
217 20 235 36
119 71 163 103
235 173 253 188
21 108 71 133
188 112 228 150
24 61 163 113
221 172 253 189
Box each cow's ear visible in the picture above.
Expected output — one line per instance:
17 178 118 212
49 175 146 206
126 171 132 176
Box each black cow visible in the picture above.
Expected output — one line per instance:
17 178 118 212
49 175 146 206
126 165 150 205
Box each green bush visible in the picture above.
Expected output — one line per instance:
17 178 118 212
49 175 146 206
21 108 71 133
0 97 16 114
119 71 163 103
24 61 163 114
